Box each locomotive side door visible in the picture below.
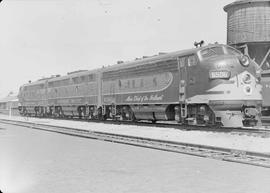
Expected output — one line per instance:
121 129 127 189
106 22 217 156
177 56 188 119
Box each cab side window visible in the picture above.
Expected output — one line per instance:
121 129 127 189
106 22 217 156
187 55 197 66
178 54 197 68
178 57 186 68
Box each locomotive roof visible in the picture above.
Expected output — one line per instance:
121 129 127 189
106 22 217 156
21 78 48 87
102 44 225 72
21 43 226 88
46 68 102 83
22 68 102 87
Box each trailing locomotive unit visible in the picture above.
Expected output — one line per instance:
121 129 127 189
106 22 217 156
18 44 262 127
18 70 102 119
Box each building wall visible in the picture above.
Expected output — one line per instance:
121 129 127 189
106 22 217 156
0 100 19 115
224 0 270 70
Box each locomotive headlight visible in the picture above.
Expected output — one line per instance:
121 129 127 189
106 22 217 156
242 73 252 84
238 55 250 67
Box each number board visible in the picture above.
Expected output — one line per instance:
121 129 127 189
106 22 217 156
209 70 231 79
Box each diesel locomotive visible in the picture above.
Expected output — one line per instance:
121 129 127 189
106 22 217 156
18 44 263 127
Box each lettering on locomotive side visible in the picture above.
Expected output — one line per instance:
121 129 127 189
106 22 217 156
125 94 164 102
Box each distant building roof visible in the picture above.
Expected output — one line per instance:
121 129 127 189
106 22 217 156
0 94 18 103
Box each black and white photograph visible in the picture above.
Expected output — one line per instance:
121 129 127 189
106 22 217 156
0 0 270 192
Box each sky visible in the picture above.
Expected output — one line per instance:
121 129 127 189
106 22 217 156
0 0 233 97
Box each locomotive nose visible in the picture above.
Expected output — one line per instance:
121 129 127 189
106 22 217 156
211 55 252 75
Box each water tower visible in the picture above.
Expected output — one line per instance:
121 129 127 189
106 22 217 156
224 0 270 71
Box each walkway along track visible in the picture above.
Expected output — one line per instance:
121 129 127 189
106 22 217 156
1 118 270 169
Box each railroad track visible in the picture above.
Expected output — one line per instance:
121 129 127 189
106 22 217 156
262 116 270 125
29 116 270 138
1 118 270 169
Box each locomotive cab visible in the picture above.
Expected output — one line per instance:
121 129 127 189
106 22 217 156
179 45 262 127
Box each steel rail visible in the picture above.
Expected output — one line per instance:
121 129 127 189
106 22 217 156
1 118 270 168
20 115 270 138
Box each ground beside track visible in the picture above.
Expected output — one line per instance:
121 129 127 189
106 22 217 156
1 114 270 154
1 123 270 193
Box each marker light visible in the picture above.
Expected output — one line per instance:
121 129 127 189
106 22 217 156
242 73 252 84
244 85 252 95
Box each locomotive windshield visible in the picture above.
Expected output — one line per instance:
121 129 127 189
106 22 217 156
225 46 242 56
200 46 225 59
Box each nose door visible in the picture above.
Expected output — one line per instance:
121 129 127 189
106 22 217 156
177 57 187 102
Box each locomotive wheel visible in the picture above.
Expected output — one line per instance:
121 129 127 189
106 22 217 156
78 106 86 119
151 119 156 123
130 112 136 122
97 107 103 120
